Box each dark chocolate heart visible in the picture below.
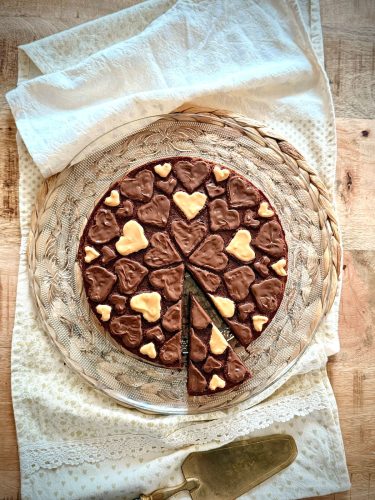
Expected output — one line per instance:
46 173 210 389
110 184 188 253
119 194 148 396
120 170 154 201
85 265 117 302
254 256 270 277
171 220 207 256
252 221 286 257
224 266 255 301
143 232 182 268
203 356 224 373
173 159 210 193
205 183 225 198
188 361 208 394
224 349 250 383
187 265 221 293
110 315 142 348
137 194 170 228
228 176 260 208
114 258 148 294
237 302 255 321
243 209 260 228
101 245 117 264
116 200 134 218
190 328 208 363
162 301 182 332
145 326 165 344
189 235 228 271
251 278 283 313
227 320 253 347
88 208 120 244
156 176 177 195
159 332 182 366
209 199 240 231
108 293 127 313
190 295 211 330
149 264 184 301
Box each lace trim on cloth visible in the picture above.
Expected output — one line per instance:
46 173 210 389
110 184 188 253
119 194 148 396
21 387 329 477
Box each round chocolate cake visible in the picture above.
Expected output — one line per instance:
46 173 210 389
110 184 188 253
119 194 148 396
78 157 288 393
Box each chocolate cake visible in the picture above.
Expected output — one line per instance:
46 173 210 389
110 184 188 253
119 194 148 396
78 156 288 387
188 295 251 395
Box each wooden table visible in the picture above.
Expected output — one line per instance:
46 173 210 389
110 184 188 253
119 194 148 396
0 1 374 498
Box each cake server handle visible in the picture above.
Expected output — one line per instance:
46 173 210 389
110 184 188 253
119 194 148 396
133 477 199 500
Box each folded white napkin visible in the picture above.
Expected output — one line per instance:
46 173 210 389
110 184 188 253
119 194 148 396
8 0 350 498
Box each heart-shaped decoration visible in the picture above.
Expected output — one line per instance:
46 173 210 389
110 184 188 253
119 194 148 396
84 246 100 263
149 263 184 301
104 190 120 207
154 162 172 178
171 220 206 255
120 170 154 201
224 265 255 301
203 356 223 373
101 245 117 264
162 301 182 332
252 220 285 257
213 166 230 182
258 201 275 218
209 199 240 231
243 209 260 228
224 349 249 383
254 256 270 277
114 258 148 294
271 258 287 276
156 176 177 195
144 232 182 268
110 315 142 348
205 183 225 198
173 159 210 192
116 200 134 218
252 315 268 332
108 293 127 313
84 265 117 302
227 320 253 346
88 208 120 244
145 325 165 344
228 176 260 207
251 278 283 313
209 325 228 355
115 220 149 256
130 291 161 322
189 235 228 271
173 191 207 220
209 294 235 318
226 229 255 262
159 332 182 366
137 194 170 228
187 265 221 293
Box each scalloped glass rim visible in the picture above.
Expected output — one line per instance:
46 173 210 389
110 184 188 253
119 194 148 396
31 111 334 415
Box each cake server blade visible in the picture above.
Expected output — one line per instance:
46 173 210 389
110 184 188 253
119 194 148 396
137 434 297 500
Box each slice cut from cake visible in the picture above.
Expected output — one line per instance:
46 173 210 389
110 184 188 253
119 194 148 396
187 295 251 396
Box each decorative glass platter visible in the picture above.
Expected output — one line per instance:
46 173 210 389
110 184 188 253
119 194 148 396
28 109 340 414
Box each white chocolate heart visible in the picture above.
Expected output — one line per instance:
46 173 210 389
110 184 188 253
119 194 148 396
209 374 226 391
104 190 120 207
84 246 100 263
213 166 230 182
209 324 228 355
252 315 268 332
271 258 287 276
209 295 235 318
258 201 274 218
115 220 149 256
130 292 161 322
140 342 157 359
226 229 255 262
154 162 172 178
96 304 112 321
173 191 207 220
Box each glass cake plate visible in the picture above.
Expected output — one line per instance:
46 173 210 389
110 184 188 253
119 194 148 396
28 111 338 414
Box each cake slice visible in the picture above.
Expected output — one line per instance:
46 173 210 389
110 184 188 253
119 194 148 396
187 295 251 396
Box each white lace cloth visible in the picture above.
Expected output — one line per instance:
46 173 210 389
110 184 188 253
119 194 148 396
8 1 350 498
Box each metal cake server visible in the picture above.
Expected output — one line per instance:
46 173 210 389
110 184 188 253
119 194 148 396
135 434 297 500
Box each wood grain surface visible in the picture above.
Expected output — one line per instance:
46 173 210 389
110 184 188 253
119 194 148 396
0 1 374 499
